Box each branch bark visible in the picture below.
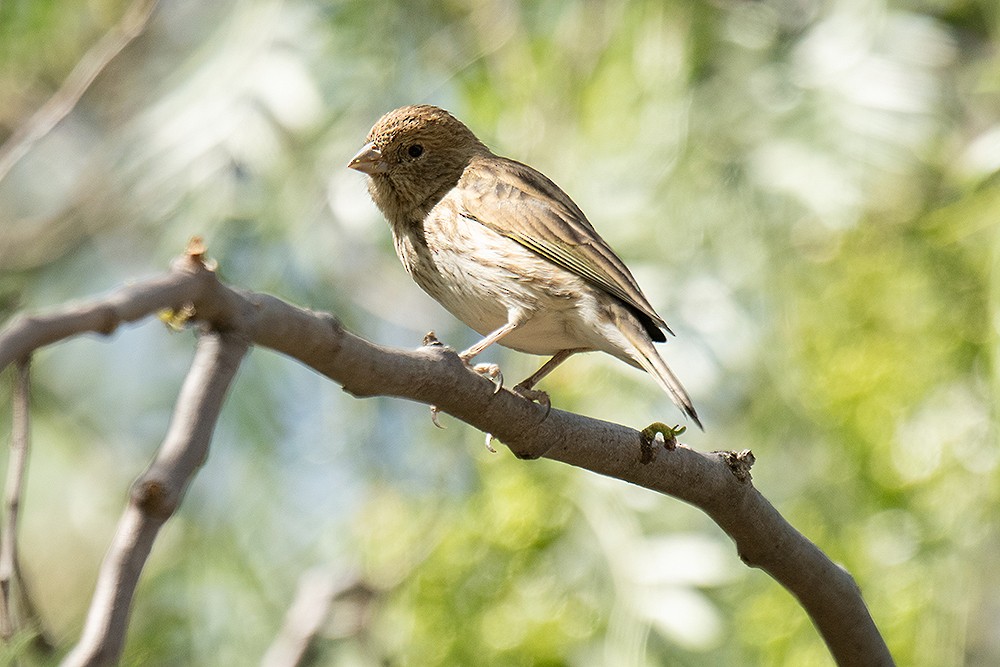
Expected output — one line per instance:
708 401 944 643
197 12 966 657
0 251 894 666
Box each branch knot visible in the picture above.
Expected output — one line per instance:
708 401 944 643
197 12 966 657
130 478 176 519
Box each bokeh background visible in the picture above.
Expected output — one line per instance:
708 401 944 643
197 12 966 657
1 0 998 664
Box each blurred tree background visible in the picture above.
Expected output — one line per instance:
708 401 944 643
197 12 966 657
1 0 998 664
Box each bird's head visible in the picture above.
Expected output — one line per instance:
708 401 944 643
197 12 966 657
349 105 488 221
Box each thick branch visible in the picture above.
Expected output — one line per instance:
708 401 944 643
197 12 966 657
0 256 893 666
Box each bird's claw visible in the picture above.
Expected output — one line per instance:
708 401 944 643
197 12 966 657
470 362 503 394
512 384 552 420
484 432 497 453
641 422 686 452
430 405 446 429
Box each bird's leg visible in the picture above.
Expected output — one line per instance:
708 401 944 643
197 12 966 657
512 349 580 416
459 322 519 359
515 349 579 392
459 321 520 394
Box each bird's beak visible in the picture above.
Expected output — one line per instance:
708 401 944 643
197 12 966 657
348 142 387 175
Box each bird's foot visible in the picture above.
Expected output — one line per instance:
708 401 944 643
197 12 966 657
512 383 552 420
467 361 504 394
641 422 686 453
481 385 551 455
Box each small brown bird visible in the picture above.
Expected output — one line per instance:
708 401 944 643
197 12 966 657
348 105 701 429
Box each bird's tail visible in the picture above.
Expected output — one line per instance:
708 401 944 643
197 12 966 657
617 314 703 431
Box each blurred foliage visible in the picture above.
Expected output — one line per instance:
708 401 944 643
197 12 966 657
1 0 999 665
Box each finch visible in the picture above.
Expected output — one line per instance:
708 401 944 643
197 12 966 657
348 105 701 429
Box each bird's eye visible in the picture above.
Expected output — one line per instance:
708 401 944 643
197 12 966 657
407 144 424 158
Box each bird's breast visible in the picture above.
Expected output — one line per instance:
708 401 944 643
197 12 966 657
389 200 614 356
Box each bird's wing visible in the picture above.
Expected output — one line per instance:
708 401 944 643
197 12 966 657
459 155 669 340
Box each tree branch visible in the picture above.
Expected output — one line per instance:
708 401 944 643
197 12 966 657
261 569 364 667
0 251 894 666
0 359 54 654
0 0 159 184
0 360 27 641
61 329 249 666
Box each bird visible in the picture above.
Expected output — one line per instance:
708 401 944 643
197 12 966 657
348 104 701 430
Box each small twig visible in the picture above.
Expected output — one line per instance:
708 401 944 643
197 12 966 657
0 359 52 653
0 0 159 184
0 359 28 640
261 569 358 667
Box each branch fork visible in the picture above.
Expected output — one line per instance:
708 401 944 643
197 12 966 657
0 246 894 666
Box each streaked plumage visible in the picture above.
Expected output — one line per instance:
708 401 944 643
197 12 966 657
349 104 701 428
